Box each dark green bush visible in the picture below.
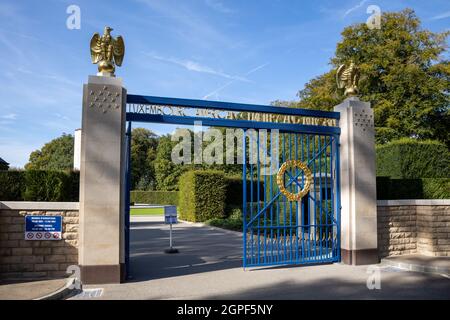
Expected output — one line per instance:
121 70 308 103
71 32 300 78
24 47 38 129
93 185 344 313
24 170 69 201
130 190 179 205
178 170 227 222
376 138 450 178
0 170 79 201
206 208 243 232
376 177 450 199
225 176 265 210
0 170 25 200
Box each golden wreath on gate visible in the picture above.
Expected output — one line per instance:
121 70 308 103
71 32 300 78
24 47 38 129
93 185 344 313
276 160 312 201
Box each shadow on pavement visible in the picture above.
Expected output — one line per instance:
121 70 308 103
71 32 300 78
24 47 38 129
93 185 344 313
128 220 242 282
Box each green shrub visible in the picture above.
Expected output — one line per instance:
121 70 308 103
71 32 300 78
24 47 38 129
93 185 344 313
23 170 70 201
206 208 243 232
376 177 450 199
0 170 80 202
0 170 25 200
178 170 227 222
224 176 265 211
376 138 450 178
130 190 179 205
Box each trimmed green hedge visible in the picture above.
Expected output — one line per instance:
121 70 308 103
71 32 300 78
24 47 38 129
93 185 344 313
224 176 264 208
376 138 450 178
376 177 450 200
0 170 25 201
0 170 79 201
130 190 179 205
178 170 227 222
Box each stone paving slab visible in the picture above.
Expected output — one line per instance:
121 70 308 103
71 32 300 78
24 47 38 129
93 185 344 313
76 216 450 300
0 278 67 300
381 254 450 276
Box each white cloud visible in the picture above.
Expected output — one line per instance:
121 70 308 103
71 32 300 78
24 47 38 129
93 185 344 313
135 0 234 49
430 11 450 21
343 0 368 18
205 0 233 14
1 113 17 120
145 52 250 82
203 62 269 100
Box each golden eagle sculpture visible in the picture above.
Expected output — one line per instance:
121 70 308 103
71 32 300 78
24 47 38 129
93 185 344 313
336 61 360 97
90 26 125 77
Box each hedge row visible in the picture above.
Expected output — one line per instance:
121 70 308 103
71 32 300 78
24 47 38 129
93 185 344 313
376 138 450 178
0 170 79 202
376 177 450 200
130 190 179 205
224 176 265 208
178 170 227 222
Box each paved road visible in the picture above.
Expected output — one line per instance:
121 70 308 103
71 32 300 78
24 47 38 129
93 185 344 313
81 216 450 300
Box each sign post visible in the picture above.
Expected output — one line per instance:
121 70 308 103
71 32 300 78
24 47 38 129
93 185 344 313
164 206 178 254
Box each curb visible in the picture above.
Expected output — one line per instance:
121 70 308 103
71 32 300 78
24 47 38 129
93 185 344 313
178 219 243 236
381 258 450 277
34 278 82 300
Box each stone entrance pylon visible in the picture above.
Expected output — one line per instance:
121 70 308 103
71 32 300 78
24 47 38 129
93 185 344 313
78 76 127 283
334 97 379 265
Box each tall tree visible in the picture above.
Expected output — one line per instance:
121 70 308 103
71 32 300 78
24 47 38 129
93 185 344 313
25 134 74 170
154 135 186 191
130 128 159 190
287 9 450 146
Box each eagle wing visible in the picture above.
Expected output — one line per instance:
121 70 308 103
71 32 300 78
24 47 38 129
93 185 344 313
336 64 347 89
90 33 102 64
113 36 125 66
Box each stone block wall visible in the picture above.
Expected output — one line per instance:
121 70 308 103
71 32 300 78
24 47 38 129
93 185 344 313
416 205 450 256
0 202 79 280
377 200 450 258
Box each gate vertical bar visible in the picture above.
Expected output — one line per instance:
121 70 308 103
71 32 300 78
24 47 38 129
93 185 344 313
335 134 341 262
242 129 247 268
124 121 132 278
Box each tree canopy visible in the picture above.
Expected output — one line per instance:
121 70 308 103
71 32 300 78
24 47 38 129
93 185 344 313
130 128 159 190
25 134 74 170
278 9 450 147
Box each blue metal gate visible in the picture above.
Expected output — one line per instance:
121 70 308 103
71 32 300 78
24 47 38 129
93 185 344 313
124 94 340 273
242 130 340 267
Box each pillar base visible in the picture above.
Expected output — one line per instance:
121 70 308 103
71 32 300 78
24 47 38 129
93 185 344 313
341 248 379 265
80 264 125 284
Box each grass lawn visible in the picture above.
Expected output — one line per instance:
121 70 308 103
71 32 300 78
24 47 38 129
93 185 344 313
130 207 165 215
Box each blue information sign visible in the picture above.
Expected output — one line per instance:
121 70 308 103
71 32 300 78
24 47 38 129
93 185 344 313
25 215 62 240
164 206 178 224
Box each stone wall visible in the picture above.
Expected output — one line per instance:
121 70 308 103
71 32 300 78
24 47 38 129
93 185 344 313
0 202 79 280
377 200 450 258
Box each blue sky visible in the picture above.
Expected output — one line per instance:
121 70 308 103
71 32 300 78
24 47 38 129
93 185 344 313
0 0 449 167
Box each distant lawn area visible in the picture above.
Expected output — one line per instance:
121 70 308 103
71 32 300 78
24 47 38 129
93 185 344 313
130 207 165 215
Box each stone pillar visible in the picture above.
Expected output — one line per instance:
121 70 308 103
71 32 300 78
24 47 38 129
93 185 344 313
73 128 81 170
79 75 127 283
334 97 379 265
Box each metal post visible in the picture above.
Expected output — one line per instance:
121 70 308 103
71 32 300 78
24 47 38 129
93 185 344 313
169 222 173 248
165 215 178 254
125 121 132 279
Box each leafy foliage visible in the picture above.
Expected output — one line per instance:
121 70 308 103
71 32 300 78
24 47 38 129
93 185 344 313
285 9 450 147
206 208 243 232
130 190 179 205
376 138 450 178
376 177 450 199
0 170 25 200
25 134 74 170
178 170 227 222
0 170 79 201
154 135 187 191
130 128 159 190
